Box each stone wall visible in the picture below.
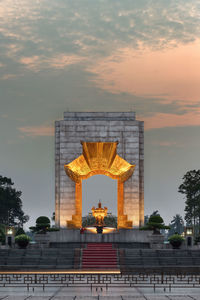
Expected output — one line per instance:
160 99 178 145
55 112 144 228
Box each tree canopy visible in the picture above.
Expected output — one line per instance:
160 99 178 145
168 214 184 237
140 213 169 234
178 170 200 234
0 175 29 227
82 214 117 228
29 216 51 234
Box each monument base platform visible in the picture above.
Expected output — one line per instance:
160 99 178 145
48 228 152 244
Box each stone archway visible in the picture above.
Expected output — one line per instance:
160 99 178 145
64 141 135 229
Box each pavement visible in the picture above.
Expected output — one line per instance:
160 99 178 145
1 286 200 299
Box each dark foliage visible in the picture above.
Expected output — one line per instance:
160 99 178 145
15 234 31 248
168 234 184 249
30 216 51 234
168 214 184 237
82 214 117 228
178 170 200 235
0 175 29 227
140 214 169 234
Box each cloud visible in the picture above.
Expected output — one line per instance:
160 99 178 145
19 54 85 72
88 40 200 103
18 125 54 137
1 0 200 63
48 54 85 69
0 74 18 80
143 109 200 130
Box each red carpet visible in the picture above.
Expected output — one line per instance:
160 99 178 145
82 243 118 269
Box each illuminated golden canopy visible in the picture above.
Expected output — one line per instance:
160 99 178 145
64 142 135 183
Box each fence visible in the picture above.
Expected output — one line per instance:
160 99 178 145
1 272 200 292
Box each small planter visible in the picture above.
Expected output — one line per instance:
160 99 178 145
168 234 184 249
170 240 182 249
15 234 31 249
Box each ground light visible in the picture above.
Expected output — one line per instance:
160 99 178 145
0 270 121 275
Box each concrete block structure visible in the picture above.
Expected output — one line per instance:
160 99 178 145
55 112 144 228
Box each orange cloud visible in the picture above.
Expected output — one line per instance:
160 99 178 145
49 54 85 69
88 40 200 104
142 109 200 130
20 56 40 71
1 74 19 80
20 54 85 72
18 126 54 137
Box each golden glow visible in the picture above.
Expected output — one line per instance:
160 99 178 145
0 270 121 275
64 142 135 183
64 142 135 229
85 227 117 234
92 201 107 226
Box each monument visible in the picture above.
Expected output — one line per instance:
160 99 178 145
55 112 144 229
92 201 108 234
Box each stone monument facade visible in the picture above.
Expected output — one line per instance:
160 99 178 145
55 112 144 228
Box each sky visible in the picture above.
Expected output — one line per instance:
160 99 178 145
0 0 200 229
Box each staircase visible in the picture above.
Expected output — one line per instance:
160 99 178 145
82 243 118 269
0 248 75 270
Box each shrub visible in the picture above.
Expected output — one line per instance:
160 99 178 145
140 214 169 234
47 227 60 232
30 216 51 234
15 234 31 248
104 215 117 228
149 215 164 224
168 234 184 249
82 215 96 227
36 216 50 228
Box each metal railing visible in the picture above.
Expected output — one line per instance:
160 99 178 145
1 271 200 292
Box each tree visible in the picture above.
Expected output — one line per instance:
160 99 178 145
0 175 29 227
82 214 117 228
104 215 117 228
178 170 200 235
168 214 184 237
30 216 51 234
82 215 96 227
140 214 169 234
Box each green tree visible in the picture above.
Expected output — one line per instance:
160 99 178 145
168 214 184 237
178 170 200 235
104 215 117 228
30 216 51 234
0 175 29 227
82 215 96 227
140 215 169 234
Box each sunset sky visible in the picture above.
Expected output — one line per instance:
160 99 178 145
0 0 200 228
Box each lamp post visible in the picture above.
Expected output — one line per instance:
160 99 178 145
184 226 194 247
5 226 15 247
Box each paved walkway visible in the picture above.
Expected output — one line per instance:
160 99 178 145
1 286 200 299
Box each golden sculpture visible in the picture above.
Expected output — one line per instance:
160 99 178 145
64 142 135 183
92 201 108 227
64 142 135 229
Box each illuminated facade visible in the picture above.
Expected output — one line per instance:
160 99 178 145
55 112 144 228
